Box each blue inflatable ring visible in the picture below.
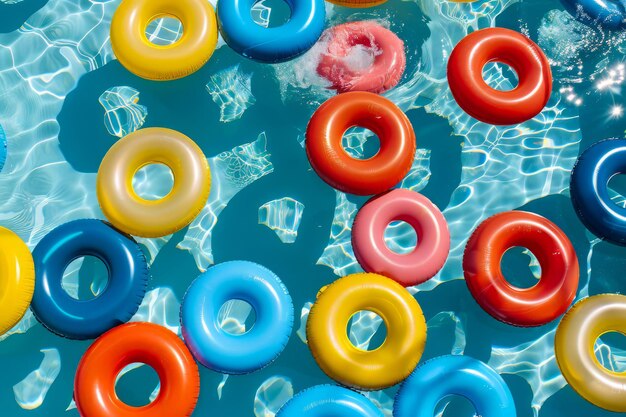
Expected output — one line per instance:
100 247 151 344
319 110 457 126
181 260 294 374
570 139 626 245
217 0 325 63
276 385 383 417
394 355 516 417
31 219 148 340
561 0 626 30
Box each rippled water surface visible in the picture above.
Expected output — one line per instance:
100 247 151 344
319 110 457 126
0 0 625 415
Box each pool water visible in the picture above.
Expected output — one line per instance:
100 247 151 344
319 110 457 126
0 0 625 416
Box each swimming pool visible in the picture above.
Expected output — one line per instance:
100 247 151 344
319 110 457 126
0 0 625 415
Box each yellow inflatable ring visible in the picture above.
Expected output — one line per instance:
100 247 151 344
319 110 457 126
97 127 211 238
0 227 34 335
306 273 426 390
555 294 626 412
110 0 218 80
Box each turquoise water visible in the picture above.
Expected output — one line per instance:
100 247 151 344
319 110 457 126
0 0 625 415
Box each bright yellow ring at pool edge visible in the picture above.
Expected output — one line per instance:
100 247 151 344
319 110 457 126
306 273 427 390
555 294 626 412
0 227 34 336
110 0 218 81
97 127 211 238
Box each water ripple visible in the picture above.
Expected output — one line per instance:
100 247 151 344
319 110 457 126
98 86 147 137
258 197 305 243
254 376 293 417
13 348 61 410
206 65 256 123
178 132 274 270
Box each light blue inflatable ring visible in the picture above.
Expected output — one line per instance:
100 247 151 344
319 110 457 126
277 385 383 417
217 0 325 63
181 260 294 374
394 355 516 417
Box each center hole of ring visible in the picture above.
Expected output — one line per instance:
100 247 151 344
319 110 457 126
500 246 541 289
608 173 626 207
482 62 519 91
145 16 184 46
436 395 478 417
347 310 387 351
61 256 109 301
132 163 174 201
384 220 418 255
251 0 292 28
218 299 257 335
595 332 626 373
342 127 380 160
115 363 160 407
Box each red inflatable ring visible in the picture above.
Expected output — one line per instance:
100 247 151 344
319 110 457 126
306 91 415 195
463 211 579 327
447 28 552 125
74 322 200 417
317 21 406 94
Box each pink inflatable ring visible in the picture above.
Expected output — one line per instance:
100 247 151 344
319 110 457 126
352 189 450 287
317 21 405 94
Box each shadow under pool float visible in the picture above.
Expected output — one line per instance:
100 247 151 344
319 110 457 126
276 385 383 417
447 27 552 125
306 91 415 195
31 219 148 339
181 260 294 374
74 322 199 417
463 211 579 327
97 127 211 238
555 294 626 412
218 0 325 63
0 226 34 336
306 272 426 390
394 355 516 417
570 138 626 245
352 188 449 287
317 21 406 94
110 0 218 80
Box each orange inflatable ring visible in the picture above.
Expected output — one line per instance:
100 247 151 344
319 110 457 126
74 322 200 417
447 28 552 125
463 211 579 327
326 0 387 8
306 91 415 196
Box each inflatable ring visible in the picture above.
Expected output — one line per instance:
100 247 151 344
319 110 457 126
110 0 218 80
306 92 416 195
181 261 294 374
463 211 579 327
317 21 406 94
75 322 200 417
306 273 426 390
555 294 626 412
31 219 148 339
352 189 449 287
447 28 552 125
0 227 34 336
276 385 383 417
570 138 626 245
217 0 325 63
326 0 387 8
394 355 516 417
97 127 211 238
561 0 626 30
